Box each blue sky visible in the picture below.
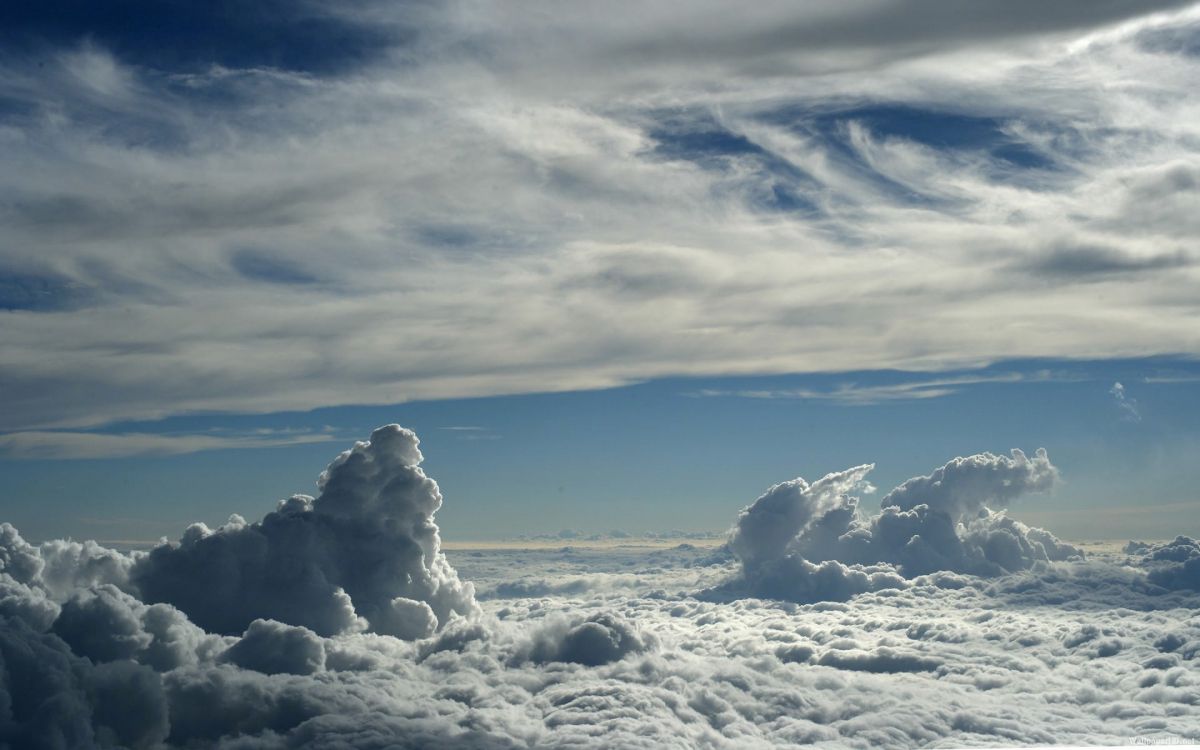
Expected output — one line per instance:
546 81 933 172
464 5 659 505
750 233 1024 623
2 1 1199 543
4 356 1198 543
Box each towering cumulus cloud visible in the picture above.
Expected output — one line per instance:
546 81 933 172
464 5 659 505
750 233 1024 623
131 425 477 638
728 465 875 570
718 449 1082 602
0 426 487 747
824 448 1081 577
879 449 1059 522
715 465 907 602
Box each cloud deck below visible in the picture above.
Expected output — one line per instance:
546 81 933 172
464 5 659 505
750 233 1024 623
1 426 1198 748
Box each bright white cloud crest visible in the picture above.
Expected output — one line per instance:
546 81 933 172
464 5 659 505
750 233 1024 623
1 426 1198 747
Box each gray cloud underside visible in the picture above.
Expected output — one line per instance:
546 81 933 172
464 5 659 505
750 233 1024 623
1 4 1200 429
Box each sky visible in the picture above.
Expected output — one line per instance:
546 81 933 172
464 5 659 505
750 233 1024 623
6 6 1200 747
3 357 1200 543
3 0 1200 544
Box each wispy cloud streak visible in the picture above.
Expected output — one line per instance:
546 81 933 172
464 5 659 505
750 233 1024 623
0 429 335 459
1110 381 1142 421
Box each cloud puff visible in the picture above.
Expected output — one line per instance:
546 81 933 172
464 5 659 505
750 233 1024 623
706 554 910 604
1129 536 1200 591
0 612 172 749
815 646 942 674
713 463 910 603
0 425 487 747
49 583 220 672
879 448 1059 522
131 425 477 638
719 449 1080 601
809 450 1079 577
0 521 135 631
220 619 326 676
519 612 654 667
729 464 875 570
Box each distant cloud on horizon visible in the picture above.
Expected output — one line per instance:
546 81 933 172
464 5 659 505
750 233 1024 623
1110 381 1142 422
685 371 1065 404
0 428 336 460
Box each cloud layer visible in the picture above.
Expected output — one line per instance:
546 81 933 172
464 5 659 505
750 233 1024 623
1 426 1199 747
2 2 1200 431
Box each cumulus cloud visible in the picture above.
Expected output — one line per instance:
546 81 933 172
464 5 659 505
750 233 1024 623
1129 536 1200 591
3 426 1200 748
51 585 155 663
718 449 1081 602
0 521 134 631
815 646 943 674
131 425 477 637
729 463 876 570
711 462 910 603
36 537 133 599
519 612 653 666
879 448 1059 521
0 425 488 746
707 555 910 604
815 450 1078 577
0 614 166 749
220 619 326 676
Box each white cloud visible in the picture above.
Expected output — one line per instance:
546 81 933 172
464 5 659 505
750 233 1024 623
687 372 1038 404
2 425 1200 747
879 448 1059 521
728 463 876 571
1111 381 1143 421
0 429 336 459
719 449 1080 600
130 425 477 637
1129 536 1200 591
1 4 1199 429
